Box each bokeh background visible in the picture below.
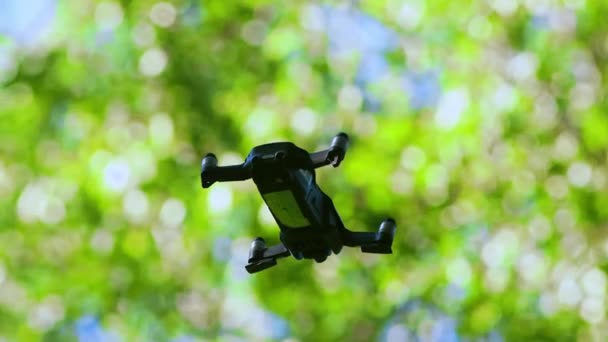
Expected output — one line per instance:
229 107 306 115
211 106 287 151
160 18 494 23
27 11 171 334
1 0 608 340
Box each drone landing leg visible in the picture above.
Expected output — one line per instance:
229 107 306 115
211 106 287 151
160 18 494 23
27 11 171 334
245 238 291 274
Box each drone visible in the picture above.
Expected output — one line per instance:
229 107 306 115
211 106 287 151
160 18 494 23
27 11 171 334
201 132 396 274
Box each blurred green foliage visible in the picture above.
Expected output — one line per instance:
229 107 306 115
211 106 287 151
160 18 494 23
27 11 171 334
1 0 608 341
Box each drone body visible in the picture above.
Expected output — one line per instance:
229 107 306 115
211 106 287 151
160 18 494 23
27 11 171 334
201 133 396 273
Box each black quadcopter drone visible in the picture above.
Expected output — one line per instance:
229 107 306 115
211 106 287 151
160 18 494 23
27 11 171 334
201 133 396 274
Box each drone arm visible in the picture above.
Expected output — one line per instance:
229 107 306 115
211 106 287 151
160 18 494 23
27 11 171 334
245 238 291 274
310 150 332 168
342 230 379 247
263 244 291 259
310 133 350 169
201 154 250 188
341 219 396 254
